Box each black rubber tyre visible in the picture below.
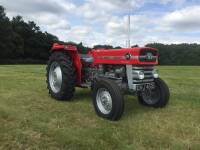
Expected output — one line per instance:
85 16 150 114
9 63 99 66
138 78 170 108
46 52 76 101
92 78 124 121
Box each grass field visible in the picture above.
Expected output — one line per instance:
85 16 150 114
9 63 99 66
0 65 200 150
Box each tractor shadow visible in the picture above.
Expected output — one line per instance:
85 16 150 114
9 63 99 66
73 88 91 101
122 95 156 119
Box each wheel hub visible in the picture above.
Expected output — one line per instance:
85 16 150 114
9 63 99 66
96 88 112 115
49 62 62 93
141 87 160 105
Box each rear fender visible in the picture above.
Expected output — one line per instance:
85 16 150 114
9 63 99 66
51 43 82 86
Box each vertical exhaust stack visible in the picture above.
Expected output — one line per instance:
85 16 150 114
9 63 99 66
127 12 131 48
127 0 131 48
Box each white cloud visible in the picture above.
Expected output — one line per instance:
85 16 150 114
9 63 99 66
2 0 75 37
2 0 200 47
162 5 200 31
64 26 93 44
1 0 76 14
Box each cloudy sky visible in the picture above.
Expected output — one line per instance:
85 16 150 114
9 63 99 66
1 0 200 47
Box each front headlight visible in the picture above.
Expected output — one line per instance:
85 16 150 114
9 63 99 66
132 71 145 80
153 69 159 78
138 71 144 80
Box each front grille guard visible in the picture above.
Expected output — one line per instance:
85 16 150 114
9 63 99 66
126 65 155 90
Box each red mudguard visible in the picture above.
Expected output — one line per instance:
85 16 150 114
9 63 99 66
51 43 82 86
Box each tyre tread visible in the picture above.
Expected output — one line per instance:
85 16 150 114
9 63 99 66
46 52 76 101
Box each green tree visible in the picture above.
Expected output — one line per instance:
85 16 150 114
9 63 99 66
0 6 14 59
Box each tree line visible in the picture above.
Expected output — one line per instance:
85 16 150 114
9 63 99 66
0 5 200 65
146 43 200 65
0 5 60 64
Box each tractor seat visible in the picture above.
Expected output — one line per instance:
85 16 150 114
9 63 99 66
80 54 93 63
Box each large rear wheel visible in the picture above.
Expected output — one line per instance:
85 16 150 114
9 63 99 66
46 52 76 101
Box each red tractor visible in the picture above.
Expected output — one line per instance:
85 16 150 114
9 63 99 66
46 42 170 121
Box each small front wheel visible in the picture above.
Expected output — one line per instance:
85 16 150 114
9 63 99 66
92 78 124 121
138 78 170 108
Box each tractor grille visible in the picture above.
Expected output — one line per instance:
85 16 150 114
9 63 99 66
139 49 157 62
126 65 155 90
132 66 154 83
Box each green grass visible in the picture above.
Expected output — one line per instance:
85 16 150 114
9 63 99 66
0 65 200 150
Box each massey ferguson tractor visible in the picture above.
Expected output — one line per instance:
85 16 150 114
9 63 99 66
46 43 170 121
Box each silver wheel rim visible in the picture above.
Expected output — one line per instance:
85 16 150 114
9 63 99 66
49 62 62 93
96 88 112 115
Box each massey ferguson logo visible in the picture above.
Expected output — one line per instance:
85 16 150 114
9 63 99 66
146 52 153 60
125 53 132 60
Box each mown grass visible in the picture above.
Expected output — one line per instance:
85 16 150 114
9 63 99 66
0 65 200 150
